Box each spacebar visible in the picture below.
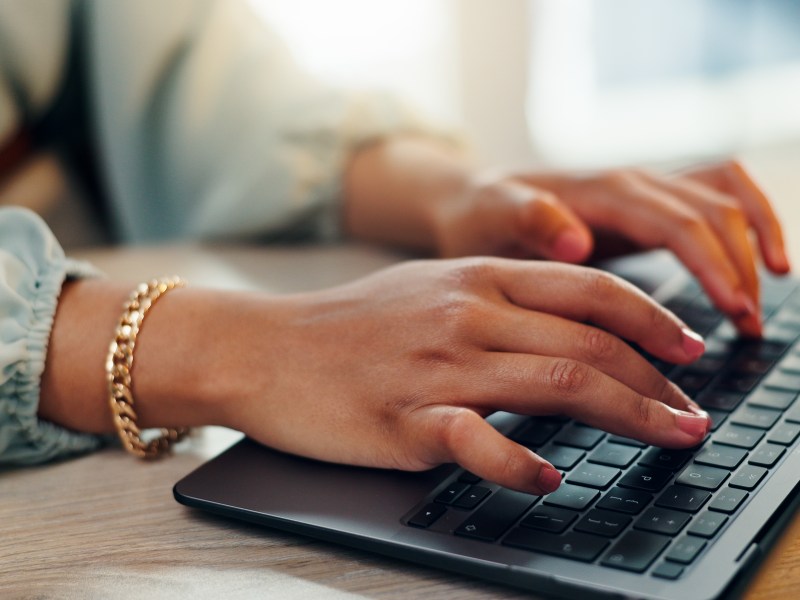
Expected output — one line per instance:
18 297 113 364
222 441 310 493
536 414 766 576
454 489 537 542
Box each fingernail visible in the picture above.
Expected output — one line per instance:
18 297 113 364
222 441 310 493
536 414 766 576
538 466 562 494
551 230 590 263
675 410 710 438
681 327 705 359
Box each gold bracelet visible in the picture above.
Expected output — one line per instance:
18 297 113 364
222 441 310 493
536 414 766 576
106 276 189 459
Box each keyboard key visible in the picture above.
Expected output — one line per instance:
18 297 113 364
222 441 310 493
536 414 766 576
690 355 727 374
731 405 781 430
708 488 748 513
453 485 492 509
567 463 620 489
778 353 800 373
652 561 684 580
784 401 800 423
738 340 788 362
639 448 692 471
687 511 728 538
588 442 640 468
512 419 562 447
731 355 773 376
665 535 706 564
408 503 446 528
434 482 469 504
608 435 647 448
714 424 764 449
730 465 767 491
763 371 800 391
656 485 711 513
718 372 760 394
455 489 537 541
597 487 652 515
553 424 605 449
697 390 744 412
695 444 747 469
747 388 796 410
458 470 482 484
672 371 713 395
503 529 609 562
768 422 800 445
618 466 672 492
676 464 729 490
521 505 578 533
574 509 631 537
543 483 599 510
763 324 800 344
537 444 585 470
634 507 690 535
749 442 786 467
706 409 728 431
601 531 670 572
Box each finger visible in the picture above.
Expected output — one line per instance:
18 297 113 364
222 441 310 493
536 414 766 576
412 405 562 495
459 352 710 448
489 261 706 364
553 175 755 323
480 307 692 407
644 175 762 336
685 160 790 274
510 184 594 262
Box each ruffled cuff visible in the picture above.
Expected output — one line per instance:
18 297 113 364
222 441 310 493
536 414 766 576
0 207 104 465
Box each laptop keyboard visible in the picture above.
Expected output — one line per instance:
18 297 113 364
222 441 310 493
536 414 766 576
404 274 800 580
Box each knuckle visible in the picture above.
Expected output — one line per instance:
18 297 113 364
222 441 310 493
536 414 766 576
674 208 707 235
579 327 617 363
546 359 591 395
582 268 623 302
632 394 655 429
447 257 497 289
715 201 747 229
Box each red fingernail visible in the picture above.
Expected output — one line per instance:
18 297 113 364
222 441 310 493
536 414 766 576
681 327 705 359
675 410 709 438
538 466 562 494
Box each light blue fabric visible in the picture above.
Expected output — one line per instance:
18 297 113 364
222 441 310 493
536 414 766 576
0 207 103 465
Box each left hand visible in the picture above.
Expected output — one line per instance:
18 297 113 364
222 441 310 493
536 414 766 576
432 160 790 337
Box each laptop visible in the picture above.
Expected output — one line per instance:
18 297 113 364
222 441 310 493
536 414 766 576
174 250 800 600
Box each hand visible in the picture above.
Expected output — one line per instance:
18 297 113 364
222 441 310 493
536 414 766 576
224 258 710 495
432 160 790 337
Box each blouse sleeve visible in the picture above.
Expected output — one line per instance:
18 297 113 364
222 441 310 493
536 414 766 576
0 206 102 465
85 0 437 243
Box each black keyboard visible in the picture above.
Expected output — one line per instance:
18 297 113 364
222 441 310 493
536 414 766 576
404 273 800 580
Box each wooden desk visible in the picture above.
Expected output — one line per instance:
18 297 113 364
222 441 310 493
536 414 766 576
3 150 800 599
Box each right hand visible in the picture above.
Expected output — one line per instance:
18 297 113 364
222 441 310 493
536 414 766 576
225 257 711 495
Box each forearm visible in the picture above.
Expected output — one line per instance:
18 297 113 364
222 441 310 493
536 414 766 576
343 136 473 252
38 279 286 435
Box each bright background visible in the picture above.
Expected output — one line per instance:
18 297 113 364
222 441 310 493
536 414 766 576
251 0 800 169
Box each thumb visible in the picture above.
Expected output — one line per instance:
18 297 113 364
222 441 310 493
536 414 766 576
513 184 594 262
